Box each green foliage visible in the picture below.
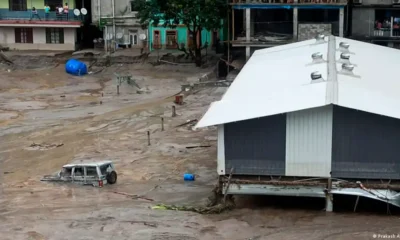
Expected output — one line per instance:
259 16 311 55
136 0 227 33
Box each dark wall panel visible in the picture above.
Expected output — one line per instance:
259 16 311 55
332 106 400 179
224 114 286 175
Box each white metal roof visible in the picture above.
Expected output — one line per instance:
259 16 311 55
196 36 400 128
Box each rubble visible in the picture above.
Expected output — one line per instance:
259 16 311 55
26 142 64 151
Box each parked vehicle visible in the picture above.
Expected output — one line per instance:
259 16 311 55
41 161 117 187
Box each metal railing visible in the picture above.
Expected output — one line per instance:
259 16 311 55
230 0 348 3
0 10 82 22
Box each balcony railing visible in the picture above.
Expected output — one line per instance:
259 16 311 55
352 20 400 38
231 0 348 4
0 10 82 22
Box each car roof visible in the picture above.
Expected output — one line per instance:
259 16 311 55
63 160 113 168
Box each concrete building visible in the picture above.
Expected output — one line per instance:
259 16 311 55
0 0 82 50
350 0 400 48
196 35 400 211
148 20 224 51
230 0 347 60
91 0 148 50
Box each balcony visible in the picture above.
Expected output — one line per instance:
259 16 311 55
0 10 82 27
352 19 400 39
232 21 295 47
230 0 348 4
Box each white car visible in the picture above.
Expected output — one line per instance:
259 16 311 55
41 161 117 187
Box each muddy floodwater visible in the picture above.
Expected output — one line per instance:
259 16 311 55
0 59 399 240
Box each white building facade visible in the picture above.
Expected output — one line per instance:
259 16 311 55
91 0 148 50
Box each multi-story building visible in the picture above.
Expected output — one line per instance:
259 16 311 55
0 0 83 50
148 19 225 51
91 0 148 51
230 0 348 60
350 0 400 48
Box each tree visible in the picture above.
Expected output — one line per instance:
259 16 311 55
136 0 227 67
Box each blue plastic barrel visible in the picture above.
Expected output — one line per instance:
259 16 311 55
65 59 88 76
183 173 195 181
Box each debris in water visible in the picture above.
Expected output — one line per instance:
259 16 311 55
186 145 211 149
175 119 198 128
112 191 154 201
26 142 64 151
151 201 235 214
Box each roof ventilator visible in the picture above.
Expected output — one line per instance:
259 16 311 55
337 42 354 54
310 71 324 83
306 52 326 66
337 63 361 78
337 53 357 66
314 34 326 44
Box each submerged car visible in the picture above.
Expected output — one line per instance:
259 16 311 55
41 161 117 187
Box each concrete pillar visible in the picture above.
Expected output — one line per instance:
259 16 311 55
246 8 251 41
246 8 251 61
326 194 333 212
326 178 333 212
293 7 298 41
339 8 344 37
250 9 255 36
242 9 245 28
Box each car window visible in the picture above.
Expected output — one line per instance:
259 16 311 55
74 167 84 176
61 167 72 177
86 167 97 176
100 164 110 175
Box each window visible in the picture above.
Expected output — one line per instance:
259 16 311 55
130 0 138 12
46 28 64 44
15 28 33 43
100 164 111 175
9 0 27 11
86 167 98 176
166 31 177 49
73 167 84 176
47 0 63 11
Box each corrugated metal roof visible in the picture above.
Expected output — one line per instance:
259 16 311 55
196 36 400 128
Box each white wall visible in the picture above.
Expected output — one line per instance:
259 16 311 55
285 106 333 177
0 27 76 50
217 125 225 175
0 28 15 44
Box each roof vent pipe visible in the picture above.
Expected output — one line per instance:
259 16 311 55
312 52 323 60
311 71 323 81
339 42 351 53
338 63 360 78
311 52 325 64
339 42 350 49
342 63 355 72
340 53 350 60
315 34 326 43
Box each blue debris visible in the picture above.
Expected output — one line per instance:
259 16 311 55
184 173 195 181
65 59 88 76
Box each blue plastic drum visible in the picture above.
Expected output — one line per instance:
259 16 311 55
65 59 88 76
183 173 195 181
